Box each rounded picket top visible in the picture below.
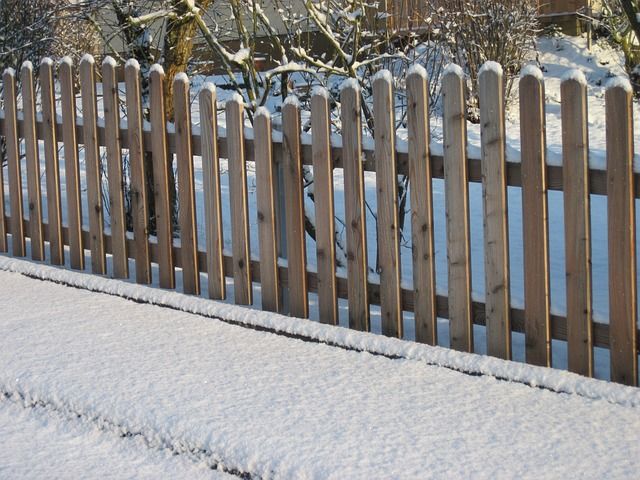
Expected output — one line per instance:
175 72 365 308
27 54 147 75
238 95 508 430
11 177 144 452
520 64 544 82
20 60 34 75
561 68 587 88
407 63 428 81
605 75 633 94
254 105 270 121
102 55 117 69
40 57 54 69
479 60 503 79
442 63 464 80
79 53 95 67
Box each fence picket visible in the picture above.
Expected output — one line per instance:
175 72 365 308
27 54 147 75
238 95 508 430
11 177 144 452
341 81 369 332
59 58 84 270
79 55 106 274
407 66 437 345
102 57 128 278
173 73 200 295
40 58 64 265
479 63 511 360
226 96 252 305
199 84 225 300
311 89 338 325
605 80 638 386
21 62 44 261
282 98 309 318
254 108 280 312
149 65 175 289
3 68 25 257
520 68 551 367
373 72 402 338
561 72 593 377
124 59 151 284
442 66 473 352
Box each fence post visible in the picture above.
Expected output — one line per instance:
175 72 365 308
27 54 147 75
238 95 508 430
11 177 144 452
149 64 175 289
442 64 473 352
407 65 437 345
3 68 25 257
199 83 225 300
561 70 593 377
173 72 200 295
79 55 106 275
59 58 84 270
282 96 309 318
479 62 511 360
102 57 128 279
605 77 638 386
124 59 151 284
254 107 280 313
519 66 551 367
40 58 64 265
373 71 403 338
341 80 369 332
226 94 252 305
311 88 338 325
21 61 44 261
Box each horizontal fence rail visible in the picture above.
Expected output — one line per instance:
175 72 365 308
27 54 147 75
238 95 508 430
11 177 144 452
0 56 638 386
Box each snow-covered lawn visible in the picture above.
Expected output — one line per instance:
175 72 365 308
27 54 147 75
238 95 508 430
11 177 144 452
1 257 639 478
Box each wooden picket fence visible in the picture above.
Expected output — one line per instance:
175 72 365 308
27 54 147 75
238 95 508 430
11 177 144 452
0 56 638 386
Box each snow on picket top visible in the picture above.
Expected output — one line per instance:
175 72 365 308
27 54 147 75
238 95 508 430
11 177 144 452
311 85 330 99
149 63 165 75
254 105 270 119
606 75 633 93
407 63 428 80
20 60 33 73
200 81 216 95
561 67 587 86
102 55 117 69
372 69 393 85
174 71 189 85
340 77 360 92
478 60 503 77
519 63 544 81
443 62 464 78
283 94 300 108
80 53 95 65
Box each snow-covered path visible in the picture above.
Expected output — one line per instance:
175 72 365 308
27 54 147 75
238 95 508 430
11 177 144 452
1 259 639 478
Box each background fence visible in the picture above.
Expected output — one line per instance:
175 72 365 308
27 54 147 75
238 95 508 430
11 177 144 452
0 55 638 386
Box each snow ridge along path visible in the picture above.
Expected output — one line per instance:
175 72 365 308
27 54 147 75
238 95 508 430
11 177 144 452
1 256 640 478
0 256 638 407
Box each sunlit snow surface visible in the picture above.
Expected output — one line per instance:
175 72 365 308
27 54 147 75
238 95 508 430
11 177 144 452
0 259 639 479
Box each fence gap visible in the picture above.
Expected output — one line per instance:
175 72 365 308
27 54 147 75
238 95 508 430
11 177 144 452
442 66 473 352
226 95 252 305
311 89 338 325
40 58 64 265
605 79 638 386
519 67 552 367
254 108 280 313
373 71 403 338
102 57 128 278
199 84 225 300
561 71 593 377
341 81 370 332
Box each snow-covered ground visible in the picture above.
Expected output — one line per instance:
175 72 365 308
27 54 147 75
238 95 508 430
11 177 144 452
0 257 639 478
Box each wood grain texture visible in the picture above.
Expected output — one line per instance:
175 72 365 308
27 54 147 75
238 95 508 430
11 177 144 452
59 59 84 270
373 73 402 338
102 58 128 278
79 56 106 274
282 99 309 318
254 109 280 312
199 85 225 300
407 69 437 345
40 59 63 264
605 84 638 386
442 69 473 352
479 65 511 360
519 72 551 367
173 74 200 295
311 91 338 325
124 60 151 284
561 77 593 377
341 83 369 332
20 62 44 261
3 68 25 257
226 97 252 305
149 65 175 289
